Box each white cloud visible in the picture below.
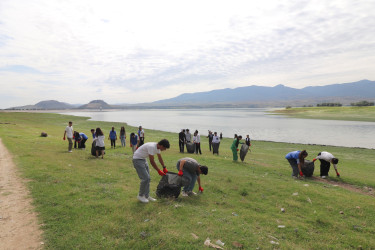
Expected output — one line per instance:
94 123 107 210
1 0 375 108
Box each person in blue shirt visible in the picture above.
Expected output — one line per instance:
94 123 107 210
285 150 308 178
79 132 88 149
108 127 117 149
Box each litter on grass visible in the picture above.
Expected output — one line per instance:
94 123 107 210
204 238 223 249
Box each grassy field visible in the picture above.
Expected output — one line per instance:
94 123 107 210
0 112 374 249
271 106 375 122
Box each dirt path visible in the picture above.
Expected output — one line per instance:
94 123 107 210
0 138 43 249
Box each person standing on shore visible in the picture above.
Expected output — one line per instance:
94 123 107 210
108 127 117 149
185 129 192 143
193 130 202 154
212 132 220 155
230 135 242 161
179 129 186 153
138 126 145 146
285 150 308 178
94 128 105 159
63 121 73 152
120 126 126 147
130 132 139 154
132 139 170 203
313 151 340 178
207 131 213 152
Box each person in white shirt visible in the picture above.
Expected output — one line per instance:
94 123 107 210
63 121 73 152
93 127 106 159
138 126 145 146
193 130 201 154
212 132 220 155
132 139 170 203
185 129 191 143
313 151 340 178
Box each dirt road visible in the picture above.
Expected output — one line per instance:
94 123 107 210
0 138 43 249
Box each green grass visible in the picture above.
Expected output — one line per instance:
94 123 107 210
271 106 375 122
0 112 374 249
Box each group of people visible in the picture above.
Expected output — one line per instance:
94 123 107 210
64 121 341 204
285 150 340 178
179 129 222 155
63 122 146 158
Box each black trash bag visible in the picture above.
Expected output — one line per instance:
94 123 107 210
302 160 315 177
240 144 249 162
186 142 195 154
91 141 104 156
156 172 190 198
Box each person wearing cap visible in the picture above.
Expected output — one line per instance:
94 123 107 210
313 151 340 178
176 157 208 196
132 139 170 203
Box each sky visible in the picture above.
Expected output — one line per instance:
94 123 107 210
1 0 375 108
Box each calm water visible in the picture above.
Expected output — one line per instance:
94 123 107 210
63 108 375 149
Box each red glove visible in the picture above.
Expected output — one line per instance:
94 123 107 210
299 171 304 177
163 167 168 173
237 149 239 151
63 136 66 140
337 172 340 177
157 170 166 176
199 186 204 192
178 170 183 176
312 158 317 162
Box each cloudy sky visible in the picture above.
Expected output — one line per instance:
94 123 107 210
1 0 375 108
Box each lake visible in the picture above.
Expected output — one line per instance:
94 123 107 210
63 108 375 149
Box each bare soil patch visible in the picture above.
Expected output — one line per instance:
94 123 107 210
0 138 43 249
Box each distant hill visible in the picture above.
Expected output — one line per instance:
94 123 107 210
7 100 75 110
151 79 375 107
6 80 375 109
78 100 113 109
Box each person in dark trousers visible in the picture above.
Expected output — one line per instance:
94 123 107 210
220 132 223 140
108 127 117 149
91 129 96 139
138 126 145 146
79 132 88 149
176 157 208 196
245 134 251 147
179 129 186 153
193 130 202 154
313 151 340 178
285 150 308 178
73 131 81 149
207 131 213 151
212 132 220 155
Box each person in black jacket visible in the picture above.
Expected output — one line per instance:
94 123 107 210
179 129 186 153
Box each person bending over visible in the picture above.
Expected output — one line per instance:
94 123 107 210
176 157 208 196
313 151 340 178
285 150 308 178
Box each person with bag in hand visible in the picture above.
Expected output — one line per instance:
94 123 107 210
313 151 340 178
176 157 208 197
285 150 308 178
132 139 170 203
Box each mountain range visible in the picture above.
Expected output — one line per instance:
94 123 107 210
6 79 375 109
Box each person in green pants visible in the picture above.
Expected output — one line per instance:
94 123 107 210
231 135 242 161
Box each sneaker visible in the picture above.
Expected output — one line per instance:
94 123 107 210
181 191 189 197
137 195 149 203
188 191 197 196
147 196 157 202
321 176 327 179
68 151 72 153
